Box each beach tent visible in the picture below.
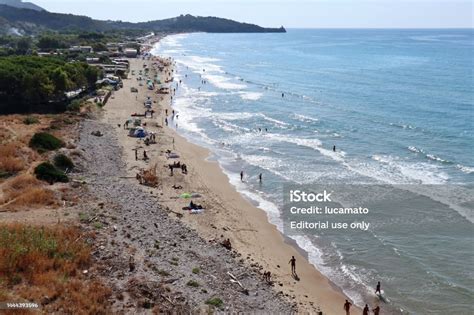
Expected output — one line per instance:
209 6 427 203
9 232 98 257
134 127 147 138
128 127 148 138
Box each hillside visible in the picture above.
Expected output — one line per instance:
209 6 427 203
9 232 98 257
0 0 44 11
0 5 286 34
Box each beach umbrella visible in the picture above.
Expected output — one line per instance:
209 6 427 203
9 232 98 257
180 193 192 199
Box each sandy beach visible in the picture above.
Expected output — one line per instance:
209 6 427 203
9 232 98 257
101 52 358 314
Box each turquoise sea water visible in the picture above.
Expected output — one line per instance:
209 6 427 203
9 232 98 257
152 29 474 314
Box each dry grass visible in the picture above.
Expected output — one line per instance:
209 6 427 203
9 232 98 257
0 143 26 174
10 188 57 207
1 174 58 209
0 224 111 313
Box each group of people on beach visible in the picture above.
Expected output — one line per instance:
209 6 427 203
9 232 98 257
344 282 382 315
345 300 380 315
136 55 382 315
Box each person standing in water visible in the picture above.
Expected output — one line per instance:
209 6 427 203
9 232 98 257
375 281 381 295
240 171 244 182
258 173 262 183
289 256 296 275
333 145 336 152
343 300 352 315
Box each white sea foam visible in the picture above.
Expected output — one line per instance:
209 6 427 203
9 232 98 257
371 155 448 184
202 74 247 90
292 113 319 123
456 164 474 174
237 91 263 101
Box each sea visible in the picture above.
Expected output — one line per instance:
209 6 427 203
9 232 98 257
151 29 474 314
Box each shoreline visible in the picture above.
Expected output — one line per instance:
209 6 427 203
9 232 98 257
102 48 359 313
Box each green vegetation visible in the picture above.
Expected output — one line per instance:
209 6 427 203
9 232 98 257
53 153 74 170
23 116 39 125
0 56 100 113
205 297 223 308
29 132 63 151
192 267 200 274
34 162 68 184
78 212 89 223
0 5 286 34
186 280 200 288
93 222 103 230
156 269 170 277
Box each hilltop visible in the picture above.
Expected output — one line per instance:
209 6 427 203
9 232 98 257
0 5 286 35
0 0 44 11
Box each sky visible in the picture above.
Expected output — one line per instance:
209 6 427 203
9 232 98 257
32 0 473 28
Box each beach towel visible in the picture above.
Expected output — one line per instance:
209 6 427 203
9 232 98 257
167 152 180 159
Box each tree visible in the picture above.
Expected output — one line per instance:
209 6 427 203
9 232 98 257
16 37 31 55
37 36 65 50
50 67 70 94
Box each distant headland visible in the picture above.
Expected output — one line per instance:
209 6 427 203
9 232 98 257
0 4 286 35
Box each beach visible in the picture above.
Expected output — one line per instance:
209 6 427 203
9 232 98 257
97 48 358 313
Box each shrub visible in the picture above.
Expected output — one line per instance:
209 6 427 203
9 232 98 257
205 297 223 308
67 99 82 112
23 116 39 125
192 267 200 274
54 153 74 170
186 280 200 287
34 162 68 184
29 132 63 152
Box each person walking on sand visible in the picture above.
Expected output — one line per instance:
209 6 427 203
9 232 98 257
343 300 352 315
375 281 381 295
240 171 244 182
289 256 296 275
372 306 380 315
363 304 369 315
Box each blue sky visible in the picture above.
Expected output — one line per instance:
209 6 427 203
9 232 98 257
33 0 473 28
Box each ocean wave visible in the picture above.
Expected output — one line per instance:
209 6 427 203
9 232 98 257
237 91 263 101
211 118 251 134
407 146 452 164
390 122 417 130
257 114 290 127
456 164 474 174
176 55 225 74
292 113 319 123
371 155 449 184
202 74 247 90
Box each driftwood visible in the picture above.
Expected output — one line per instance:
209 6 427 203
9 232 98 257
227 272 249 295
160 294 175 306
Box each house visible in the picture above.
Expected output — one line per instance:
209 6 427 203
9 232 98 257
86 57 100 64
124 48 138 58
69 46 94 53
